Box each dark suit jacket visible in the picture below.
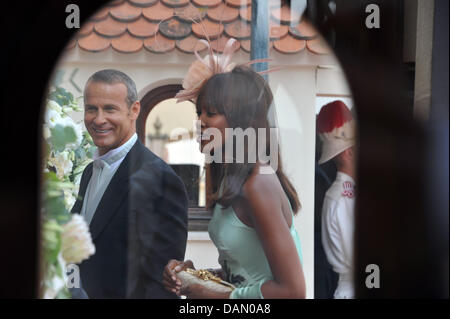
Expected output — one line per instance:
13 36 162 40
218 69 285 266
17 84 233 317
71 140 188 299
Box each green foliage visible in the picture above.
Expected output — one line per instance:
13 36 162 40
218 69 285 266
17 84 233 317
42 83 95 298
43 172 72 224
48 87 74 109
49 125 77 152
42 220 63 264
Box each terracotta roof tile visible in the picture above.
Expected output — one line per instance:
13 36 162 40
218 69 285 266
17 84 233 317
239 6 251 23
94 15 127 37
192 0 222 8
144 33 176 53
225 0 251 8
142 1 174 21
78 32 111 52
127 17 159 38
176 35 208 53
224 20 251 39
111 32 144 52
306 37 331 55
159 18 192 39
192 18 223 39
207 3 239 23
162 0 190 8
90 7 110 21
72 0 328 56
273 34 306 54
271 5 301 25
240 38 273 53
240 39 250 52
110 1 142 21
210 35 240 53
78 21 94 37
269 22 288 40
289 20 317 40
129 0 159 7
174 3 207 22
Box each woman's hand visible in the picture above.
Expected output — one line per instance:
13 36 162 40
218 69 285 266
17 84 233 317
162 259 195 296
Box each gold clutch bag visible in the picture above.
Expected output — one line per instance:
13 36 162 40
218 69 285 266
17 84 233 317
176 268 235 293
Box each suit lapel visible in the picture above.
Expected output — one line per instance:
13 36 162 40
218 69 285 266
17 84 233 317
89 141 142 241
71 163 93 215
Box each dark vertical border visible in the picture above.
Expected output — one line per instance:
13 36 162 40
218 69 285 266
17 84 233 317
425 0 449 298
0 0 107 299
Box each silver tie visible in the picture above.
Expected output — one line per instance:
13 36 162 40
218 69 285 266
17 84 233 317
84 159 107 225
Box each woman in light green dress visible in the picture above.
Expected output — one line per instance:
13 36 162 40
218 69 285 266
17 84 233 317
163 65 306 299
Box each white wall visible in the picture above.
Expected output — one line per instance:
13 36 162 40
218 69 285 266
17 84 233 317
54 46 350 299
270 66 317 298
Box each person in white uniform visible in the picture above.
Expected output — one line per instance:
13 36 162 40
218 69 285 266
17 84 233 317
317 100 356 299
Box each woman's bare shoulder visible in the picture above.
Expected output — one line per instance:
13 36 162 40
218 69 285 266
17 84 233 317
242 164 281 209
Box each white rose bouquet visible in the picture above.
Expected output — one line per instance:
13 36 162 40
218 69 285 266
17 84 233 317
41 84 96 298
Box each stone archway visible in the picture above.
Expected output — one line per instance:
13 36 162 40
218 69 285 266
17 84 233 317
137 84 182 143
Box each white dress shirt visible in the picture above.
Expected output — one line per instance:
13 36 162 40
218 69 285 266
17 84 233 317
321 172 356 299
81 133 138 225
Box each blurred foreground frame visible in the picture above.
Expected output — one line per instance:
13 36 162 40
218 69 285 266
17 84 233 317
313 0 448 298
0 0 447 298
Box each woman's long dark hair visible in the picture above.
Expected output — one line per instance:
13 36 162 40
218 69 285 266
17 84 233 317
196 65 301 214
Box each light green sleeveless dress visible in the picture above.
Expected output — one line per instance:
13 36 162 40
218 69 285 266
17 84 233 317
208 193 303 299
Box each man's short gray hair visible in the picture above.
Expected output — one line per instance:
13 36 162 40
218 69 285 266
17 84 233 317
86 69 138 107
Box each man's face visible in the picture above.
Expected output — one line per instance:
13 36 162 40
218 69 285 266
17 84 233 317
84 81 139 155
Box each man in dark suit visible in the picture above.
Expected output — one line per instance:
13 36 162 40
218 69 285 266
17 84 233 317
70 69 188 298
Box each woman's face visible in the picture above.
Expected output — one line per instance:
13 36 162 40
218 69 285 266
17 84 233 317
196 105 229 154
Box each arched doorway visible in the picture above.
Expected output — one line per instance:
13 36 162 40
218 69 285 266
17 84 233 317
137 84 181 143
138 84 212 231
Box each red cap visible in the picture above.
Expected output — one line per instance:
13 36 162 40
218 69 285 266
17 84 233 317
317 100 353 134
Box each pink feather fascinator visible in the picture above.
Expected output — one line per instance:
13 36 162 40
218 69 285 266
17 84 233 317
171 12 280 104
